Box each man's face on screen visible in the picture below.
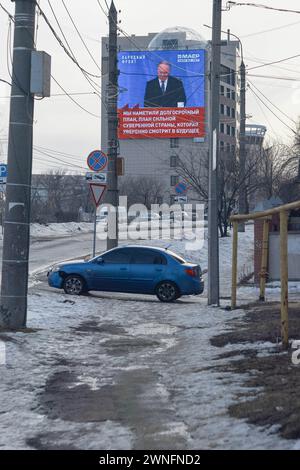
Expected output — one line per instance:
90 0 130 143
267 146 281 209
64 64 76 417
157 63 170 82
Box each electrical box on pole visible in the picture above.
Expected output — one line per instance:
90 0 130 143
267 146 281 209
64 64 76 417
30 51 51 98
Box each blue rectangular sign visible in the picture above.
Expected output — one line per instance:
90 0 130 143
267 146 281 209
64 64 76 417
0 163 7 183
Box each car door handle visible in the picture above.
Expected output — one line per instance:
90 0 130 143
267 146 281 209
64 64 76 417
155 268 163 272
120 267 128 271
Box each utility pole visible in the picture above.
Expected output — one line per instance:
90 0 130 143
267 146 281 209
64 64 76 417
208 0 222 306
0 0 36 329
106 1 119 250
238 60 246 232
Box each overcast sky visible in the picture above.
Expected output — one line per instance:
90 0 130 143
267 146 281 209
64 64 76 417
1 0 300 173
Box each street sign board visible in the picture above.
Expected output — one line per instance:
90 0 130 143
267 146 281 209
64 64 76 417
86 172 107 183
89 183 107 207
87 150 108 172
175 181 188 195
0 163 7 183
174 195 188 203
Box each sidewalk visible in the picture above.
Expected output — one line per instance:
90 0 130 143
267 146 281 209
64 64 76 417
0 283 299 450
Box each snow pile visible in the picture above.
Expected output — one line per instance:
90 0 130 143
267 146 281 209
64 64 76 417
30 222 93 238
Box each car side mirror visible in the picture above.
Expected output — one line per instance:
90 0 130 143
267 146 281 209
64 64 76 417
96 257 104 264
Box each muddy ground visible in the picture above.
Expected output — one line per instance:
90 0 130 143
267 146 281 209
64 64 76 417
211 301 300 440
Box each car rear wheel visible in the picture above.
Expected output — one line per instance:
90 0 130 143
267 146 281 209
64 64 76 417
63 275 86 295
156 281 179 302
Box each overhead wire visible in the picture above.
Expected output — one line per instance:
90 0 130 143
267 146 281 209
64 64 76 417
46 0 103 104
247 79 297 125
247 53 300 72
227 2 300 15
36 1 101 79
247 83 296 134
1 1 103 119
240 19 300 38
61 0 102 73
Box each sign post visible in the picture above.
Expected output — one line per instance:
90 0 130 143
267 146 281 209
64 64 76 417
89 183 107 257
86 150 108 257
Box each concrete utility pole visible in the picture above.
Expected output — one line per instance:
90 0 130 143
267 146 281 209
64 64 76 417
208 0 222 306
0 0 36 329
238 60 246 232
106 1 119 250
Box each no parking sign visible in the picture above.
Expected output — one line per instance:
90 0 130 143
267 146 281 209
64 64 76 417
87 150 108 172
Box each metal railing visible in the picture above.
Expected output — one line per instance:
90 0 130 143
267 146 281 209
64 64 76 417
230 199 300 348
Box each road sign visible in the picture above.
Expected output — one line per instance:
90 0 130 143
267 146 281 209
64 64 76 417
0 163 7 183
87 150 108 172
89 183 107 207
86 172 107 183
175 181 188 194
174 195 188 203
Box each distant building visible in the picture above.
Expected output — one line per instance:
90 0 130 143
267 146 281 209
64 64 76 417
245 124 267 153
101 27 242 205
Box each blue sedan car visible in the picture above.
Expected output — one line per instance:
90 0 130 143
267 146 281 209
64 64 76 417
47 246 204 302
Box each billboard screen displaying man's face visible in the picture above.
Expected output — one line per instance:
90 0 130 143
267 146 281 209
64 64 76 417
117 49 206 140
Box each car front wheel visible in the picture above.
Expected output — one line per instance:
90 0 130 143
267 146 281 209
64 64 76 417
63 275 86 295
156 281 179 302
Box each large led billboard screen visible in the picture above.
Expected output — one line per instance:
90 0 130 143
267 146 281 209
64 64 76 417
117 49 206 139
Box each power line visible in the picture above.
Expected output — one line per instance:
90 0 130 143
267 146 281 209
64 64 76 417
247 53 300 72
0 78 11 86
248 73 300 82
0 1 13 20
96 0 109 16
248 83 296 134
1 2 102 117
34 148 86 170
247 79 297 125
45 0 103 102
51 75 101 118
227 2 300 14
240 19 300 38
35 1 101 79
61 0 102 73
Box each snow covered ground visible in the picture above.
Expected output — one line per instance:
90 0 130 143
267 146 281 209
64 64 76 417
30 222 94 238
1 221 300 449
1 290 298 450
0 222 93 241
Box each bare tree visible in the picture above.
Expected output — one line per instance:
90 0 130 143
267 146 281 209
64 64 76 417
174 147 264 237
119 176 165 209
31 170 92 223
